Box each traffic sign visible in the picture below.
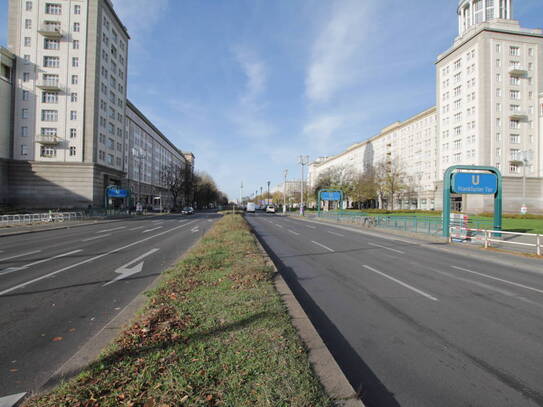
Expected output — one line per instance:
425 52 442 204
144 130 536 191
321 191 342 201
451 173 497 194
107 188 128 198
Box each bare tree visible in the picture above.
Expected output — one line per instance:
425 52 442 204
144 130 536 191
161 163 185 210
375 159 406 210
351 167 379 208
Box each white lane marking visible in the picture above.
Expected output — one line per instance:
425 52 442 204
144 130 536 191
82 234 111 242
328 231 344 237
0 249 83 275
0 220 199 296
267 220 274 224
179 220 188 223
368 242 405 254
452 266 543 295
0 250 41 263
97 226 126 234
129 226 145 231
0 392 27 406
191 227 200 233
306 225 317 229
311 241 335 252
104 248 160 286
152 220 163 223
275 224 284 228
207 220 212 223
363 265 438 301
143 226 162 233
288 229 300 236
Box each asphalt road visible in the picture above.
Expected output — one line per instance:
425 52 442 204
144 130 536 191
246 212 543 407
0 212 218 400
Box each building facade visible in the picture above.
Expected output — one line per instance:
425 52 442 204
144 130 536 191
0 47 15 204
309 0 543 213
2 0 193 208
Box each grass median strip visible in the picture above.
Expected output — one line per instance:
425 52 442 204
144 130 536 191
24 214 331 407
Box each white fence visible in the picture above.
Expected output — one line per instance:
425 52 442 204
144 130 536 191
450 226 542 256
0 212 85 226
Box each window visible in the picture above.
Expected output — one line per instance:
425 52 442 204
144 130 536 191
21 127 28 138
117 142 122 151
510 134 520 144
510 90 520 100
21 145 28 156
73 40 79 49
510 149 520 160
40 145 56 157
26 1 32 11
70 111 77 120
496 59 501 67
72 57 79 67
496 43 501 53
72 75 78 85
23 54 30 64
44 39 59 50
108 106 115 119
45 3 61 15
453 59 462 70
453 139 462 149
510 46 520 56
510 76 520 86
496 73 501 82
74 4 81 14
73 22 80 32
43 73 58 85
42 91 58 103
108 122 115 135
453 153 461 162
107 154 114 165
116 157 122 167
454 86 461 97
496 148 501 158
496 103 501 113
43 56 60 68
71 92 78 102
98 150 105 160
496 118 501 128
454 126 462 136
22 90 29 101
25 19 32 29
496 133 501 142
24 37 31 47
496 88 502 97
22 108 29 119
454 112 462 122
69 146 76 156
510 104 520 112
41 109 58 121
70 128 77 138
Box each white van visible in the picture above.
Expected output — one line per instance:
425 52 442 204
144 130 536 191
246 202 256 213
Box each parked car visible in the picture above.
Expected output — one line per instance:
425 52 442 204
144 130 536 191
246 202 256 213
182 207 194 215
265 205 276 213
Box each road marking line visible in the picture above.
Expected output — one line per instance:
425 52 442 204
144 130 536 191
143 226 163 233
363 265 438 301
275 224 284 228
97 226 126 233
368 242 405 254
288 230 300 236
0 220 199 296
327 231 344 237
306 225 317 229
0 249 83 275
104 248 160 286
82 234 111 242
311 241 335 252
0 392 27 406
452 266 543 295
129 226 145 231
0 250 41 263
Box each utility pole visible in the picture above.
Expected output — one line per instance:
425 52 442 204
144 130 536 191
267 181 270 206
520 150 532 214
132 148 144 213
298 155 309 216
240 181 243 206
283 169 288 215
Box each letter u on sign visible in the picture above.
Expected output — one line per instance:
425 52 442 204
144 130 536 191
472 175 480 185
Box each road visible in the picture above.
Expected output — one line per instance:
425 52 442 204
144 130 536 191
0 212 218 400
246 213 543 407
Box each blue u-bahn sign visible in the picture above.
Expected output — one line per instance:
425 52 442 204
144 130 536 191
107 188 129 198
321 191 342 201
451 173 497 195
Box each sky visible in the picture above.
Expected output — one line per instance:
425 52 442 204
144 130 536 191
1 0 542 200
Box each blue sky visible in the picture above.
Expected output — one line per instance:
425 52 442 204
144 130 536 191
1 0 542 200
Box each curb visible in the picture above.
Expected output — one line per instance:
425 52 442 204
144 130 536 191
251 226 364 407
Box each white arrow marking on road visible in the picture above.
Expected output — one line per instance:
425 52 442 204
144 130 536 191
0 392 26 407
0 250 41 263
103 248 160 286
0 250 82 275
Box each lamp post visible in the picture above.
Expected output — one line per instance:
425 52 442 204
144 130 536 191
267 181 270 206
283 169 288 215
298 155 309 216
132 148 144 213
240 181 243 206
520 150 533 214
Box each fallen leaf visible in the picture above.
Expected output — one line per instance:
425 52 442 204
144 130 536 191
180 395 189 403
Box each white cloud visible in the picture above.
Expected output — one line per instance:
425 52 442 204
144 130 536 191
306 0 373 104
303 114 345 150
234 48 267 107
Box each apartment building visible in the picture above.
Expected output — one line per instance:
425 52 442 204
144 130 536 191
272 180 306 197
309 0 543 213
2 0 193 208
0 47 15 204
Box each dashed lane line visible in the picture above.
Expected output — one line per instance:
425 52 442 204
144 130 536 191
327 231 344 237
143 226 163 233
0 250 41 263
288 230 300 236
311 241 335 253
96 226 126 234
363 265 438 301
0 249 83 275
82 234 111 242
368 242 405 254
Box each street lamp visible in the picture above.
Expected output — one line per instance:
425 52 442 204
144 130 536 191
240 181 243 206
267 181 270 206
519 150 533 214
298 155 310 216
132 147 144 212
283 169 288 215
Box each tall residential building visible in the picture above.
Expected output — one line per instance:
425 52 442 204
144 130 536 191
0 47 15 204
309 0 543 213
6 0 130 207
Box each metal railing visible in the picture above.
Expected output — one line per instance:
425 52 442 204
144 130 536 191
450 226 542 256
0 212 85 226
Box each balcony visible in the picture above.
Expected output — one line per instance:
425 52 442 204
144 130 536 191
509 111 528 120
36 134 61 145
38 23 63 38
509 66 528 76
36 80 61 90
